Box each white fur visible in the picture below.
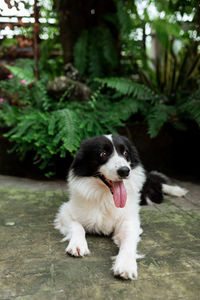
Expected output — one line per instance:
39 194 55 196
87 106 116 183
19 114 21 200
146 197 154 206
54 138 146 280
162 184 188 197
99 147 130 181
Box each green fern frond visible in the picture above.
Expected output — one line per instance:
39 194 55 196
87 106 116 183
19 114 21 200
114 98 141 121
52 108 80 153
32 80 51 110
116 0 132 36
100 27 118 68
179 90 200 127
88 31 104 78
147 103 174 137
73 30 88 75
48 116 56 136
5 64 35 84
185 89 200 102
97 77 156 100
0 104 19 127
187 102 200 126
74 26 119 78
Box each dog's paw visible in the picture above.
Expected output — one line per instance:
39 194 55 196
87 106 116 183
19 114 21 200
139 227 143 235
66 239 90 257
112 256 138 280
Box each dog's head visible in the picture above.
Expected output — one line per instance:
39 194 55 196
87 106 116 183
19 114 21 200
71 134 140 207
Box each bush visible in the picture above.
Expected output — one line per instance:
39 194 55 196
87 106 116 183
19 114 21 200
1 62 200 177
0 63 143 175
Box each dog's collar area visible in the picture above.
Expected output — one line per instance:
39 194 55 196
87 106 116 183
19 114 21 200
97 174 113 194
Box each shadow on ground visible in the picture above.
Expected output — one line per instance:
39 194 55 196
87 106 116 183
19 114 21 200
0 175 200 300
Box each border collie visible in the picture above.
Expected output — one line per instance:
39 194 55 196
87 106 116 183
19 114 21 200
54 134 187 280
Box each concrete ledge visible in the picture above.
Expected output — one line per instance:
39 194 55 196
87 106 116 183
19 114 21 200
0 175 199 299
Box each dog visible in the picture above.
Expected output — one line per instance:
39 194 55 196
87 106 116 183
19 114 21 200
54 134 187 280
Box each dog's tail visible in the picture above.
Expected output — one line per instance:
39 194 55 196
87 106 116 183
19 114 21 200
140 171 188 206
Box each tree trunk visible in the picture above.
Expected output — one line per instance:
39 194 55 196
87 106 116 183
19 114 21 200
54 0 117 64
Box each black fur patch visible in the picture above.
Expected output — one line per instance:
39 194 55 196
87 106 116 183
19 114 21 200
71 136 114 177
140 171 168 205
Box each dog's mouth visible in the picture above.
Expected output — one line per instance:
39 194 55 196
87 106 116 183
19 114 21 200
98 174 127 208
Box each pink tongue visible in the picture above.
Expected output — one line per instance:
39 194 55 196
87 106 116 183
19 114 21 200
113 181 127 208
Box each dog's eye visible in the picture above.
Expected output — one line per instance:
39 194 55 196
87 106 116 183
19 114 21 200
100 151 107 158
123 150 129 158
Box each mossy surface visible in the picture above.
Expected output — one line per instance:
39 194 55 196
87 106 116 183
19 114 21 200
0 184 200 299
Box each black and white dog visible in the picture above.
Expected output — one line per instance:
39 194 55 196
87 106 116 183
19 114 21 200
54 134 187 280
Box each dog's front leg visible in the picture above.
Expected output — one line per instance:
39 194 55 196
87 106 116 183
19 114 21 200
65 221 90 257
112 220 141 280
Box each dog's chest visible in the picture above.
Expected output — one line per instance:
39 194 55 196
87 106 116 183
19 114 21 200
77 199 118 235
69 175 138 235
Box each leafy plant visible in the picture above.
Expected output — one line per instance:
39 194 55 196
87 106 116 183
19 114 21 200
0 63 142 175
73 26 119 78
98 77 200 137
1 0 200 177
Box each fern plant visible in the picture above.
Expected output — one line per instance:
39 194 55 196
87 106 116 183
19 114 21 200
73 26 119 78
1 55 200 177
179 89 200 127
97 76 200 137
73 30 88 75
0 63 144 175
97 77 156 100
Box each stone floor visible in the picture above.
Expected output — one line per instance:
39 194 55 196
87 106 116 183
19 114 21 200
0 175 200 300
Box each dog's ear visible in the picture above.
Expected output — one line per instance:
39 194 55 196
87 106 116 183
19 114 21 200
71 147 87 177
70 138 99 177
120 136 141 168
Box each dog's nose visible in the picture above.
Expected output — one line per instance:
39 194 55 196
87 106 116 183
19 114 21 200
117 166 130 178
